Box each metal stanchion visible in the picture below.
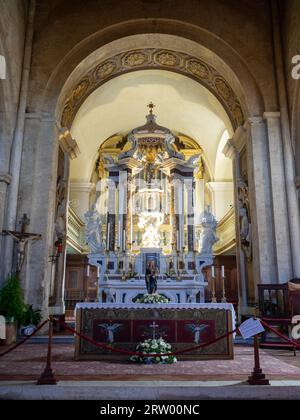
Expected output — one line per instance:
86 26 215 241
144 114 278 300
37 316 57 385
247 333 270 385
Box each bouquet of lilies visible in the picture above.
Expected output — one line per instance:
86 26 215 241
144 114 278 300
136 293 170 304
130 338 177 364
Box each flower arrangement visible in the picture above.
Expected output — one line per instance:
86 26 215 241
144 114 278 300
130 338 177 364
135 293 170 304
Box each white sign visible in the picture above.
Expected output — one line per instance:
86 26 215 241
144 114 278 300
239 317 265 339
0 55 5 80
291 315 300 340
0 315 5 339
292 55 300 80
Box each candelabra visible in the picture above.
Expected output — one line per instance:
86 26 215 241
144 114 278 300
193 250 198 274
105 250 110 274
176 250 181 281
221 269 227 303
181 247 188 274
211 271 217 303
121 250 126 281
115 246 121 274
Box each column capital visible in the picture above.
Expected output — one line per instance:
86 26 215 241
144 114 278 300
222 138 237 160
247 116 264 126
58 128 80 159
70 181 95 193
263 111 281 120
0 173 12 185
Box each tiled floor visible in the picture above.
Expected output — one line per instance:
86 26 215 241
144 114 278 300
0 344 300 381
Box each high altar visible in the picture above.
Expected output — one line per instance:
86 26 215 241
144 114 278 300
85 104 219 303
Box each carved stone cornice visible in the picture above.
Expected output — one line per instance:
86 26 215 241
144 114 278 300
61 48 245 130
0 173 12 185
59 129 80 159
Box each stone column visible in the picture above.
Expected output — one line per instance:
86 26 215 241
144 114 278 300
169 175 177 249
223 136 248 314
106 178 116 251
118 171 127 251
173 176 183 250
0 173 11 284
186 178 195 252
195 178 205 224
247 117 277 288
69 182 95 220
124 171 132 250
263 112 292 282
20 117 60 317
51 152 69 315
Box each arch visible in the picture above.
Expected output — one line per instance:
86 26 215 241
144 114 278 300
34 20 265 126
59 47 245 130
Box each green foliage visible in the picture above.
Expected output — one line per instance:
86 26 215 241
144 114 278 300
22 304 42 326
0 274 25 324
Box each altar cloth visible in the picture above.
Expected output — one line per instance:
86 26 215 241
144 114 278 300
74 303 235 361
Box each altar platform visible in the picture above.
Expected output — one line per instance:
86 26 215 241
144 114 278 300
74 303 235 361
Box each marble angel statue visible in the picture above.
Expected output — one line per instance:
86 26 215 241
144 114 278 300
198 207 218 255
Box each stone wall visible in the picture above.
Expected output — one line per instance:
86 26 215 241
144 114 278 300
0 0 27 285
281 0 300 178
1 0 300 315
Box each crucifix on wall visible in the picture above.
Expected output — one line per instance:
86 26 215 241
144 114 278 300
2 213 42 274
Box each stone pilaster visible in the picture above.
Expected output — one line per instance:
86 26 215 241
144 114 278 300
223 134 248 313
263 112 292 282
247 117 277 288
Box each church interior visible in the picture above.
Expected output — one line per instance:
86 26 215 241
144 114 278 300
1 0 300 401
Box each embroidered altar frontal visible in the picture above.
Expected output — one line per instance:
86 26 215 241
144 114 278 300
75 304 234 360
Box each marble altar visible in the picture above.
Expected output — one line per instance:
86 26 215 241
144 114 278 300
74 303 235 361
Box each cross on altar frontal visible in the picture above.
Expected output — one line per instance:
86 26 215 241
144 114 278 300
149 321 159 339
2 213 41 273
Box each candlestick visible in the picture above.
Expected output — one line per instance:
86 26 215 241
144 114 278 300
105 250 109 274
221 270 227 303
107 222 110 251
211 265 217 303
116 247 121 274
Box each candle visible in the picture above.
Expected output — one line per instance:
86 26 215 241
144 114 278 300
221 265 225 277
176 230 179 251
123 229 126 251
211 265 215 277
97 265 100 278
86 264 90 277
107 222 110 250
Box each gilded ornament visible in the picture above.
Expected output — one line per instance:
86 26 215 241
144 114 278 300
94 61 115 80
123 52 146 67
72 79 90 102
214 77 232 101
187 60 209 79
155 52 178 66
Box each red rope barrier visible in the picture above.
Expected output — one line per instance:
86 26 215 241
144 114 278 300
259 319 300 349
0 319 49 358
56 318 237 357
